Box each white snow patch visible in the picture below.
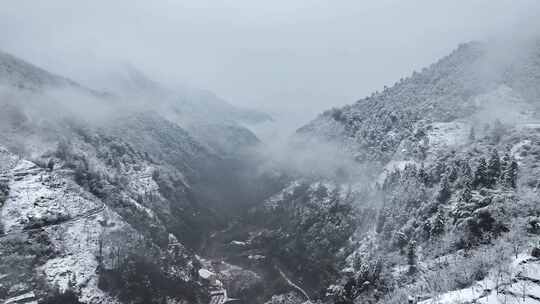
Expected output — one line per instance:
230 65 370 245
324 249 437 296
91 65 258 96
1 159 100 233
512 139 532 162
473 85 535 125
419 254 540 304
4 291 36 304
426 121 470 151
264 180 302 209
231 240 247 246
40 209 131 304
199 268 215 280
378 160 417 184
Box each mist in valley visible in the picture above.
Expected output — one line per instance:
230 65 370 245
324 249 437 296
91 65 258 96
1 2 540 304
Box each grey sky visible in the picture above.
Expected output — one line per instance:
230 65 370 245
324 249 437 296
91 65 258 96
1 0 539 127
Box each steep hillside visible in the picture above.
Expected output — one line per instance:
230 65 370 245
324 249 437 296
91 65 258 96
0 50 276 303
247 39 540 303
97 65 271 155
103 65 272 126
0 51 74 90
0 147 208 304
2 37 540 304
298 40 540 163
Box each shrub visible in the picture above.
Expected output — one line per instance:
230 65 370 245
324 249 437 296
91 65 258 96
98 253 207 304
39 289 83 304
0 179 8 206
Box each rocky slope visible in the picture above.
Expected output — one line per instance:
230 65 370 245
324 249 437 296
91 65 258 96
0 51 275 303
0 147 207 304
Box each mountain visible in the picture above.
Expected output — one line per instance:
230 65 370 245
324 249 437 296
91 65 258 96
298 40 540 163
96 65 271 155
0 51 276 303
2 36 540 304
209 39 540 304
260 39 540 303
0 51 74 89
104 64 272 126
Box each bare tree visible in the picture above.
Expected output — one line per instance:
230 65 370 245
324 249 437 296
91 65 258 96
505 220 527 259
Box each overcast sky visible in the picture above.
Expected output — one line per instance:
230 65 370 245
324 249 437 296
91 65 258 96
1 0 539 126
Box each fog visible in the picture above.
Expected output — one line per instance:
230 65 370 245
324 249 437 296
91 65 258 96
1 1 539 134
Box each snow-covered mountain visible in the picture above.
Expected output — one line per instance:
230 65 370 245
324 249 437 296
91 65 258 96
94 65 270 155
0 51 75 90
0 50 274 304
2 36 540 304
236 39 540 304
298 40 540 163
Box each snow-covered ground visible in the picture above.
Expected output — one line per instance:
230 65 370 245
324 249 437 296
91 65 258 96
419 254 540 304
378 160 418 185
473 85 535 125
263 180 303 210
0 150 139 304
40 207 132 304
426 121 470 152
1 159 101 233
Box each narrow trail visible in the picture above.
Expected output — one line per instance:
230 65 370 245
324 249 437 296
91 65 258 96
1 160 107 240
276 266 311 301
0 205 105 239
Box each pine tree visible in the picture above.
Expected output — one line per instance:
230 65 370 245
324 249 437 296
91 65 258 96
509 159 518 188
501 158 518 188
383 170 401 191
500 153 511 175
447 162 458 183
430 160 446 184
491 119 505 143
431 208 446 237
460 181 472 203
395 230 409 255
418 162 429 186
487 149 501 187
0 179 8 208
382 213 396 243
468 126 476 142
407 240 417 274
436 175 451 205
459 161 473 188
403 164 418 179
376 208 388 234
473 158 489 189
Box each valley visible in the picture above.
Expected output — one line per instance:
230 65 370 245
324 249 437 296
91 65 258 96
1 37 540 304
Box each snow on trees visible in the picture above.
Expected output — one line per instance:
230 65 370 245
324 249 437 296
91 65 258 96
501 154 518 189
407 240 417 274
436 175 451 205
487 149 501 187
473 157 489 189
430 207 446 237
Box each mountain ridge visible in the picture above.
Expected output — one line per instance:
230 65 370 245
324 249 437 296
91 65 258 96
2 37 540 304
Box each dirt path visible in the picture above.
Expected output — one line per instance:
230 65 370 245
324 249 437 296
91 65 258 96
0 205 105 239
276 266 311 301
